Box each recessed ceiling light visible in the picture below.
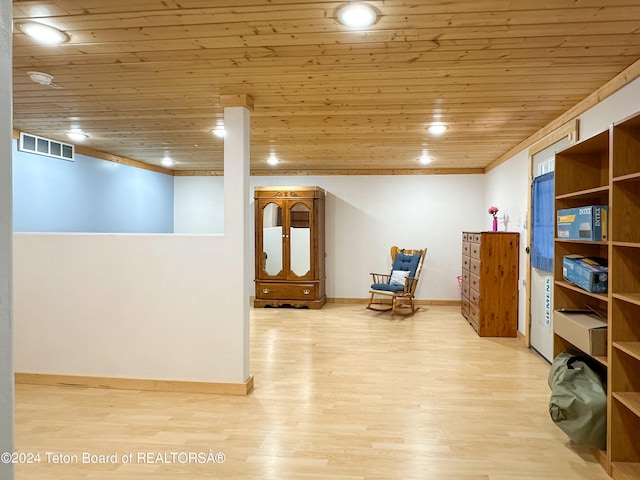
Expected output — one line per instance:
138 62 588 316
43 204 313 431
65 131 88 142
211 124 226 138
267 153 279 166
161 157 175 167
419 152 432 165
337 3 378 28
19 22 69 45
427 123 448 135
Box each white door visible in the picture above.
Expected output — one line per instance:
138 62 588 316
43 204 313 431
529 138 570 362
530 268 554 361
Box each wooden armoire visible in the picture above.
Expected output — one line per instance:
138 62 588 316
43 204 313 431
254 186 326 308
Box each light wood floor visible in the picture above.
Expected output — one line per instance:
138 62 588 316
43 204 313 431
15 304 611 479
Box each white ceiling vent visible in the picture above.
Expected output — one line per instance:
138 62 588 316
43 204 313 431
19 132 75 162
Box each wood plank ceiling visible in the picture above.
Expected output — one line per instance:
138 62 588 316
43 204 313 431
12 0 640 175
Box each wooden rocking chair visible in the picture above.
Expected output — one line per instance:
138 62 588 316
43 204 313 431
367 246 427 317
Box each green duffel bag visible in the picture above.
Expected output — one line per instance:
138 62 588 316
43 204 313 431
548 351 607 449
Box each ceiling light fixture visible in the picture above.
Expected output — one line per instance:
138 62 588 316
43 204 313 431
267 153 279 166
26 70 62 88
161 157 175 167
419 151 432 165
19 22 69 45
337 3 378 28
65 131 89 142
427 123 448 135
27 71 53 85
212 123 226 138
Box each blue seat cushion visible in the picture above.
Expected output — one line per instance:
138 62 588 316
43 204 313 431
392 252 422 278
371 283 405 292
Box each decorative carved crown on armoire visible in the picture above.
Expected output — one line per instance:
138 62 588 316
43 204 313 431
254 186 326 308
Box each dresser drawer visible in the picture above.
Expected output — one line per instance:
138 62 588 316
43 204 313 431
472 233 481 243
469 304 479 331
256 282 316 300
469 288 480 307
470 272 480 292
462 254 470 271
462 283 469 299
462 269 469 284
470 242 481 259
462 241 470 255
461 297 470 317
470 258 481 276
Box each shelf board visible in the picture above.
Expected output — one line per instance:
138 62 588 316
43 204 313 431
555 185 609 200
612 462 640 480
612 392 640 417
554 280 609 302
612 293 640 307
613 172 640 183
592 448 609 472
555 238 608 246
592 355 609 367
613 342 640 362
553 333 609 367
611 241 640 249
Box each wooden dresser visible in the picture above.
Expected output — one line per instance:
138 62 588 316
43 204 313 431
461 231 519 337
254 186 326 308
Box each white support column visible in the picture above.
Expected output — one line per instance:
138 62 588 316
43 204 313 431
222 94 253 381
0 0 14 477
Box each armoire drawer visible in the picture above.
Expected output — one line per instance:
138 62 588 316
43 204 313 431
256 282 317 300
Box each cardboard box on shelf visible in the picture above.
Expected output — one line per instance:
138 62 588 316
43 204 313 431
562 255 608 294
554 310 607 356
557 205 608 241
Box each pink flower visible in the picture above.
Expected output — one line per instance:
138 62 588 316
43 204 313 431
488 206 499 216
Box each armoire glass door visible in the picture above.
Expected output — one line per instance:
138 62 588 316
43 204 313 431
261 201 284 277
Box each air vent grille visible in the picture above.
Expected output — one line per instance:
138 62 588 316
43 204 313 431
19 132 75 162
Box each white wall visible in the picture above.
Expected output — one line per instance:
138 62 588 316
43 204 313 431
579 76 640 140
484 150 530 333
13 233 248 383
174 176 224 233
176 174 487 301
0 0 14 476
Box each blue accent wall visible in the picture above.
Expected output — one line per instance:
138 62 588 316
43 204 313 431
13 141 174 233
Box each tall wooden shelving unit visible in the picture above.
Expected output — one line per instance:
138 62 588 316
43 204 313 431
609 113 640 480
553 111 640 479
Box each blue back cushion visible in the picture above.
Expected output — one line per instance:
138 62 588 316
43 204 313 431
392 252 421 277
